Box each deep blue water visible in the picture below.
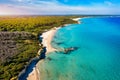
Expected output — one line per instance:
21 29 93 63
37 17 120 80
18 58 39 80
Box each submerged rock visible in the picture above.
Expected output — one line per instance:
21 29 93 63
64 47 79 54
47 57 52 61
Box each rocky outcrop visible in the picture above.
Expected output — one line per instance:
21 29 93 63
64 47 79 54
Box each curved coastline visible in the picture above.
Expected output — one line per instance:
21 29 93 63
26 27 61 80
26 18 81 80
18 28 59 80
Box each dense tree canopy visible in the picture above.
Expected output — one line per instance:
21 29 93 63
0 16 77 34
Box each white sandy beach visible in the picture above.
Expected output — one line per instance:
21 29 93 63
41 27 60 54
72 18 81 24
27 27 60 80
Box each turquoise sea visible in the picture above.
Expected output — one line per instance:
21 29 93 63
37 16 120 80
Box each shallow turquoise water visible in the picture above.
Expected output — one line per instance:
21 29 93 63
37 17 120 80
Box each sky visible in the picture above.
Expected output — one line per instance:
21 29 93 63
0 0 120 15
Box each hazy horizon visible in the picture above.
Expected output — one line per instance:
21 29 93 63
0 0 120 15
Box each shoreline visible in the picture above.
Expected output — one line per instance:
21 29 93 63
41 27 60 54
27 27 60 80
26 18 81 80
72 17 81 24
27 67 39 80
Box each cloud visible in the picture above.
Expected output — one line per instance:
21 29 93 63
104 1 115 6
11 0 31 2
0 0 120 15
17 0 23 2
0 4 33 15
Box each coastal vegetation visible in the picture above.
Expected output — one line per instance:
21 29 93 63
0 16 79 34
0 16 80 80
